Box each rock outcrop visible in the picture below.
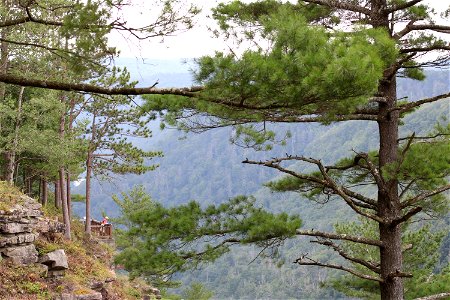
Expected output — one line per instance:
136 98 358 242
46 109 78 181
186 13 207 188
0 195 43 264
39 249 69 277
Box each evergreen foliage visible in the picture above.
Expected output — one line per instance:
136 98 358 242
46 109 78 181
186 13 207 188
113 185 301 287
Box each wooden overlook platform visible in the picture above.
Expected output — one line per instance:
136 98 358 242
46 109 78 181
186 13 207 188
89 219 113 239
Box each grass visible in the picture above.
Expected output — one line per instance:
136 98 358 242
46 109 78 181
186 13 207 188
0 180 24 211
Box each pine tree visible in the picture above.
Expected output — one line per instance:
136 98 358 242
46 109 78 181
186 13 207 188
141 1 450 299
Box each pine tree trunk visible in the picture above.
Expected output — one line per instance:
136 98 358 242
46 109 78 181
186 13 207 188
4 152 14 183
66 173 71 219
41 178 48 205
59 168 71 239
377 77 403 299
85 152 93 234
55 181 61 208
4 86 25 184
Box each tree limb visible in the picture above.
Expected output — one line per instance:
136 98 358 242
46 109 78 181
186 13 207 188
414 293 450 300
384 0 424 14
400 45 450 54
296 229 383 247
243 156 378 208
294 256 383 282
391 206 422 226
312 239 381 273
0 73 202 96
356 152 387 194
401 184 450 208
301 0 372 16
393 92 450 114
395 23 450 38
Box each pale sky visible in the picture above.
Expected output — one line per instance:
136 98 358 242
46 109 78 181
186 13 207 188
109 0 449 60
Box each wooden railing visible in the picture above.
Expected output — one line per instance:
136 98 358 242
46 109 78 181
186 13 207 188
89 220 113 239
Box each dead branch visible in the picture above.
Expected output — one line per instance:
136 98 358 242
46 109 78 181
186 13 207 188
296 229 383 247
311 239 381 273
414 293 450 300
401 184 450 208
294 256 383 282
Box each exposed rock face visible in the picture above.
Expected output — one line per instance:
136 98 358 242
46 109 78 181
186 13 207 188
39 249 69 277
0 195 43 264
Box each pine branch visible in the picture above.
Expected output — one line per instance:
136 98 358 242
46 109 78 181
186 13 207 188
401 184 450 208
243 156 378 208
414 293 450 300
0 16 31 28
301 0 371 16
294 256 383 282
296 229 383 247
0 73 202 96
400 45 450 53
394 23 450 38
393 92 450 114
384 0 424 14
311 239 381 273
263 113 378 122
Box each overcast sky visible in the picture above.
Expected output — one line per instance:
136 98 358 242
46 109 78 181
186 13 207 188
109 0 449 60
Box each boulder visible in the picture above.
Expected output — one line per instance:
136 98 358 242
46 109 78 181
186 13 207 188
39 249 69 270
1 244 38 264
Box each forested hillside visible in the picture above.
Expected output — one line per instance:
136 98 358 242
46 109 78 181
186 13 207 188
72 67 449 299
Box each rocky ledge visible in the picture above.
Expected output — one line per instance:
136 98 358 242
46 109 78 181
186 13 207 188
0 195 43 264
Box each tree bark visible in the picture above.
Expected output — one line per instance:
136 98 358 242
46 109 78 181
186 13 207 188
371 1 404 298
4 86 25 184
54 181 61 209
84 152 93 234
59 168 71 239
41 178 48 205
66 173 71 218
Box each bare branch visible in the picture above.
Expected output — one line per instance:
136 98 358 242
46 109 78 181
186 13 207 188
313 158 385 223
387 270 413 279
356 152 386 194
312 239 381 273
401 184 450 208
398 133 450 142
392 206 422 226
400 45 450 54
414 293 450 300
294 256 383 282
395 23 450 38
0 73 202 96
0 16 31 28
393 92 450 114
296 229 383 247
399 179 416 199
385 0 424 14
244 156 378 208
302 0 372 16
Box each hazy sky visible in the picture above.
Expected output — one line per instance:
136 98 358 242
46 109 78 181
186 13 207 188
110 0 449 60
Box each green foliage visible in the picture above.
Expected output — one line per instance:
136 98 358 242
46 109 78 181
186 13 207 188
113 185 301 287
181 282 214 300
